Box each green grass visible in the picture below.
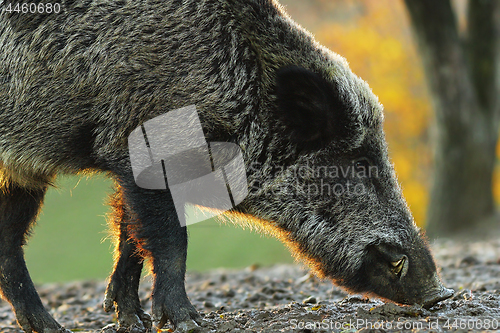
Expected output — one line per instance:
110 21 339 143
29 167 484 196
24 176 293 283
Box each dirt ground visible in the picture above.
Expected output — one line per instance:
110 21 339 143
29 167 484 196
1 226 499 333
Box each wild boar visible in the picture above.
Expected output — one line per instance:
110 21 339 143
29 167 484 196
0 0 453 332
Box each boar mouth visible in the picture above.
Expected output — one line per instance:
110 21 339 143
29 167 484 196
358 244 454 308
404 271 454 308
414 269 455 308
420 284 454 308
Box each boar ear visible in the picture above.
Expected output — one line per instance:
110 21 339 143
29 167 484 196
275 65 352 145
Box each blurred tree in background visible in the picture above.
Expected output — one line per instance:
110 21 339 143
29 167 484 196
403 0 500 236
282 0 500 234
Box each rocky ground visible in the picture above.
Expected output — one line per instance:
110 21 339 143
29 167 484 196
1 230 499 333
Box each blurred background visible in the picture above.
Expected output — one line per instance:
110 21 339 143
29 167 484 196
24 0 500 283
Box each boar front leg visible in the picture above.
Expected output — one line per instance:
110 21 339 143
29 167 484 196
0 183 70 333
116 178 200 330
103 188 152 332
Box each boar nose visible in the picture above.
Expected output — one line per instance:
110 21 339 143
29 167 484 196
421 284 454 308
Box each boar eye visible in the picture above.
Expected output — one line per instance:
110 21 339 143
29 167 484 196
390 255 408 278
354 157 371 172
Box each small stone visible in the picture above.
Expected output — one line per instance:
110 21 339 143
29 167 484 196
247 264 260 272
302 296 317 304
224 289 235 298
246 293 266 302
100 324 118 333
272 293 284 300
458 256 481 267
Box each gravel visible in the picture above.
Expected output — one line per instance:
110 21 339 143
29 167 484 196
1 235 499 333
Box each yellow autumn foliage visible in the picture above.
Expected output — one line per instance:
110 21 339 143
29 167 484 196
312 0 432 226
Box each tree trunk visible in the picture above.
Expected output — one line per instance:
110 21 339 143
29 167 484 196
404 0 500 237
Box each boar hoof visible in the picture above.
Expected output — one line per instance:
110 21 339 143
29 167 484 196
151 298 200 329
102 310 151 333
16 311 71 333
103 285 152 332
175 319 202 332
118 311 152 332
101 319 149 333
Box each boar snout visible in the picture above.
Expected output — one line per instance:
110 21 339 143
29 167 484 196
420 277 454 309
352 242 453 308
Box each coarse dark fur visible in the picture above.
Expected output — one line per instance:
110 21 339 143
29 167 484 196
0 0 452 332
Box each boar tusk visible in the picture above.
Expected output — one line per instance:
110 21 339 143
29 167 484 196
391 257 406 276
391 258 404 267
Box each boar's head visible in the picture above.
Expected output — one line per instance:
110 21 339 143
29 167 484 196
239 64 453 308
